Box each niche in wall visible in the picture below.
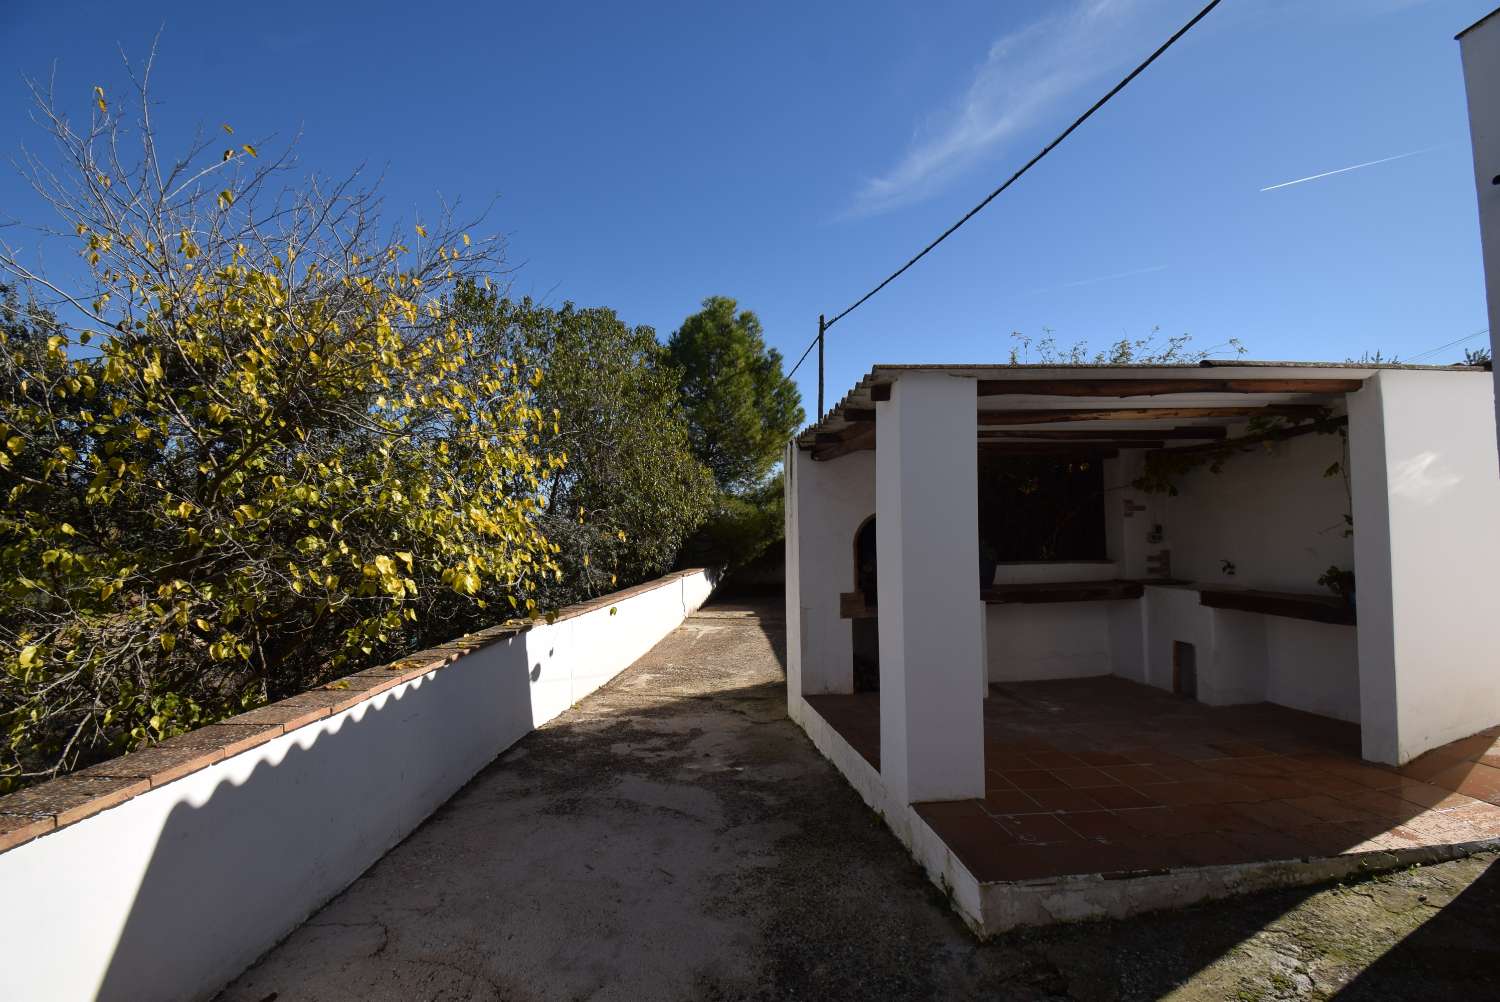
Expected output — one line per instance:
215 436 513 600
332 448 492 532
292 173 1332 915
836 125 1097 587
1173 641 1198 699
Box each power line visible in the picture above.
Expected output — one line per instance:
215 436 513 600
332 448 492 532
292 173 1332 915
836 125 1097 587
1405 328 1489 364
788 0 1225 382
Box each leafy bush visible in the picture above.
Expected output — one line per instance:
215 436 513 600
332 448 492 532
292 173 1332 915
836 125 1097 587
0 81 559 788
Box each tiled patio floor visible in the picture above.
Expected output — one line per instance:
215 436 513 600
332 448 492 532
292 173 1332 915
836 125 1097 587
805 677 1500 883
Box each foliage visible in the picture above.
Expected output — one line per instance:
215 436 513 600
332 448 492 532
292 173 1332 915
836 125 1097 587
449 285 717 604
1007 327 1245 366
1132 411 1339 497
1463 346 1491 366
1318 565 1355 599
666 296 803 495
0 73 559 788
679 474 785 571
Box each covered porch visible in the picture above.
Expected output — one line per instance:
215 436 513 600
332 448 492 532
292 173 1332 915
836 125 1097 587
808 677 1500 885
784 361 1500 932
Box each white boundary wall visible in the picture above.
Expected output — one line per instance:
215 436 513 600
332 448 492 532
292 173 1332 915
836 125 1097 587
0 570 714 1002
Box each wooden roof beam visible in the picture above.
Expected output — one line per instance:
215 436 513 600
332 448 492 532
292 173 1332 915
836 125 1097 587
979 426 1226 441
976 378 1363 397
977 405 1326 426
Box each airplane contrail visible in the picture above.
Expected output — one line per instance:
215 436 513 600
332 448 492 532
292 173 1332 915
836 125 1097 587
1024 264 1169 297
1260 147 1438 192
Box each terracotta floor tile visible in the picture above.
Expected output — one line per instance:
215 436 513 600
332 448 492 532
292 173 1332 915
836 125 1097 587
1152 762 1220 783
1000 769 1067 791
1280 794 1378 824
1208 741 1271 759
1290 823 1363 855
1169 832 1261 867
1429 762 1500 801
1087 785 1162 810
1150 781 1261 806
1024 750 1085 770
1240 776 1315 799
914 799 991 825
1059 810 1137 844
1333 789 1423 823
819 680 1500 878
1026 787 1103 813
994 812 1083 845
982 789 1041 815
1391 779 1482 812
1075 750 1132 767
1050 766 1118 789
1101 764 1169 786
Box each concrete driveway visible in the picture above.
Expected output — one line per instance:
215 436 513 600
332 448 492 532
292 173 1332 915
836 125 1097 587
219 600 1500 1001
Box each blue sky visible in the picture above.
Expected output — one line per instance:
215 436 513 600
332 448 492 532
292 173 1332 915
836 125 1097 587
0 0 1494 413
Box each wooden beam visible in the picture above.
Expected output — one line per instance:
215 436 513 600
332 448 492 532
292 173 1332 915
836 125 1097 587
811 423 876 461
978 426 1226 441
840 407 876 423
977 405 1326 426
1144 415 1347 461
978 443 1121 457
976 378 1363 397
868 383 893 402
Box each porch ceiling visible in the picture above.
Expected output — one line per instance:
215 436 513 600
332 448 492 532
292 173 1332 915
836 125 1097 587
798 360 1484 461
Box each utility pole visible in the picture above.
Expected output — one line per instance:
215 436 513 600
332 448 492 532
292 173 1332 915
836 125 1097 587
817 314 825 420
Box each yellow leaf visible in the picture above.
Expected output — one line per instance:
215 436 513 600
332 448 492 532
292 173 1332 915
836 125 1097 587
18 644 39 668
222 122 234 134
94 85 106 113
242 143 258 158
160 633 176 653
415 224 428 238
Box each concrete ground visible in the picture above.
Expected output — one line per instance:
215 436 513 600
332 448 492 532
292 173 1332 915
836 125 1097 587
219 600 1500 1002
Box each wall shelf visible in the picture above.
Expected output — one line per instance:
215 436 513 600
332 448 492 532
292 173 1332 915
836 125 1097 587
1198 587 1356 626
982 580 1145 605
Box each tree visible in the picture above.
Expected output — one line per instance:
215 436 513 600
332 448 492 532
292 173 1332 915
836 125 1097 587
666 296 803 494
0 67 559 788
449 285 717 604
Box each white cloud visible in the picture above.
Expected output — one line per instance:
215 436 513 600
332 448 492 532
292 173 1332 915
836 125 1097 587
849 0 1156 218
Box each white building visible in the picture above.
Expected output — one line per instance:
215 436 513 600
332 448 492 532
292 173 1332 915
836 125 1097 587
1460 8 1500 447
784 363 1500 932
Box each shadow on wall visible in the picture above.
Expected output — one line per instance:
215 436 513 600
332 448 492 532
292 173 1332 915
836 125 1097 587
91 636 539 1002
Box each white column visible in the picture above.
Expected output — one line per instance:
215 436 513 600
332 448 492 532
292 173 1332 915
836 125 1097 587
876 373 985 804
1349 370 1500 764
1459 16 1500 463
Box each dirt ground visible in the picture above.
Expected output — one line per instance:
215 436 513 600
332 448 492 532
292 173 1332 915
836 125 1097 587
218 600 1500 1001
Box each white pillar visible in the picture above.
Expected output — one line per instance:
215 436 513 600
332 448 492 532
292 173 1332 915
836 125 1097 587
875 373 985 804
1459 14 1500 463
1349 370 1500 764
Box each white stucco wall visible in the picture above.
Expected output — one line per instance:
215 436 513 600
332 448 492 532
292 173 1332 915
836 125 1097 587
784 445 875 710
1150 426 1354 593
1460 12 1500 449
0 571 714 1002
985 602 1124 682
1350 369 1500 763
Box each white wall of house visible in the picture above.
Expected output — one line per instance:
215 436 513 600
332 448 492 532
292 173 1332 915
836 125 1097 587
1150 426 1354 594
784 444 875 712
0 571 714 1002
1459 10 1500 449
985 602 1127 682
1350 368 1500 764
